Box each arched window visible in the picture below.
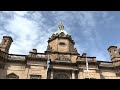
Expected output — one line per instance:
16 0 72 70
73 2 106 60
54 73 70 79
59 42 66 46
6 73 19 79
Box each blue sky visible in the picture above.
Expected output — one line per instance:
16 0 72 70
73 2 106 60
0 11 119 61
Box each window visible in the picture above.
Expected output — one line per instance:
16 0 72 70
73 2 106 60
85 78 96 79
6 73 19 79
59 42 66 46
30 75 42 79
54 73 70 79
85 78 89 79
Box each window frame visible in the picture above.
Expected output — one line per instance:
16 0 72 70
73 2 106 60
59 42 66 46
30 75 42 79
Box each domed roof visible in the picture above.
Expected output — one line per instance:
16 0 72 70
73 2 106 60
48 21 75 44
53 21 70 36
54 29 69 36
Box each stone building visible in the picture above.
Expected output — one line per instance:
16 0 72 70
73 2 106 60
0 21 120 79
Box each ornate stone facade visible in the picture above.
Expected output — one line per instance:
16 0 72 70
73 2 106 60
0 21 120 79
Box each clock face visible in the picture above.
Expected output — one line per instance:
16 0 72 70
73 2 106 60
59 42 66 46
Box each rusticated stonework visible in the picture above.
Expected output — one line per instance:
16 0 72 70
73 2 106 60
0 21 120 79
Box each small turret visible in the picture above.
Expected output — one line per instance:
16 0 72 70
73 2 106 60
29 48 37 57
82 53 87 57
107 46 120 67
32 49 37 53
0 36 13 53
107 46 118 60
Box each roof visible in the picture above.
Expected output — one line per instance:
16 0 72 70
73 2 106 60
107 46 117 50
54 29 69 36
3 36 13 42
99 62 113 67
52 21 70 36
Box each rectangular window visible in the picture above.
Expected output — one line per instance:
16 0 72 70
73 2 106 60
30 75 42 79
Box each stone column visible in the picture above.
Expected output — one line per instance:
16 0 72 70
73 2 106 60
72 70 75 79
78 70 81 79
78 69 84 79
25 65 30 79
51 70 53 79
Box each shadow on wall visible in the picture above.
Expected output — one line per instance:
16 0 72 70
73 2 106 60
0 51 7 79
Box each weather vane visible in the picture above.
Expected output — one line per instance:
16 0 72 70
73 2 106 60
58 20 64 31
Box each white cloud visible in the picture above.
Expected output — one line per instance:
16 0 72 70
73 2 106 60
0 11 114 61
13 11 28 16
1 11 58 54
1 12 48 54
90 50 108 61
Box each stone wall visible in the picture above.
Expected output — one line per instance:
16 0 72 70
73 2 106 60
0 62 47 79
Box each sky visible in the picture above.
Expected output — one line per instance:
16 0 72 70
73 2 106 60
0 11 120 61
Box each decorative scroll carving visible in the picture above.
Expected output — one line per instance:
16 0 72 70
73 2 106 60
59 32 65 37
59 55 70 61
46 45 52 52
73 48 78 53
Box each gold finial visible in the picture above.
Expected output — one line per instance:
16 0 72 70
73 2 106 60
59 20 62 25
58 20 64 31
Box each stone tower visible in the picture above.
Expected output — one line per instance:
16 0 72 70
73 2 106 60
0 36 13 53
45 21 80 79
45 21 79 63
107 46 120 67
48 21 75 52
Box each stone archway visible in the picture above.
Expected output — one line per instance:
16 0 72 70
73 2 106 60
53 73 70 79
